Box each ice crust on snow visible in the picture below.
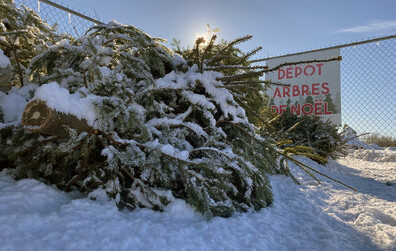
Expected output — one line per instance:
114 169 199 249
1 147 395 250
33 82 100 127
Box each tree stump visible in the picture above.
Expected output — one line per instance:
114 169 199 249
21 99 94 137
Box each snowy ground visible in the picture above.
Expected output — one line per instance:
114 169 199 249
0 147 395 251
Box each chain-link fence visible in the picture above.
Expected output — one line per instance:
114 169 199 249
340 37 396 138
14 0 102 37
254 35 396 138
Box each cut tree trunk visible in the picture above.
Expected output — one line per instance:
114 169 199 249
21 99 95 137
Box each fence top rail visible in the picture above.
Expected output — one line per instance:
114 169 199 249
249 34 396 63
37 0 104 25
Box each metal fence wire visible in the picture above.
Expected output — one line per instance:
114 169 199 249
12 0 396 138
340 37 396 138
14 0 102 37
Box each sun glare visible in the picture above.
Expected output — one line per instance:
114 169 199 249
193 25 220 46
193 32 210 46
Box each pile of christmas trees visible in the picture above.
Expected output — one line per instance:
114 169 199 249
1 0 280 218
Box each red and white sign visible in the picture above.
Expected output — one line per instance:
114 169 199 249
265 49 341 125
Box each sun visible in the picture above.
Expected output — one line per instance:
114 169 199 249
193 32 210 46
193 25 221 46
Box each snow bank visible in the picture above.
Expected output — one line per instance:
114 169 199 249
0 84 38 124
352 148 396 162
0 174 71 216
0 91 27 123
1 147 395 250
33 82 100 126
342 124 383 150
0 49 11 68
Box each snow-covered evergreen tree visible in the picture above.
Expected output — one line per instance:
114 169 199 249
0 2 277 218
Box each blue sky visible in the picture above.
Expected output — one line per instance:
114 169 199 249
60 0 396 59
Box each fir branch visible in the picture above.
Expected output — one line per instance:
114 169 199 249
0 30 29 36
279 150 357 191
199 35 217 73
236 46 262 65
101 132 129 146
176 106 193 122
96 135 107 147
340 132 370 144
11 47 24 86
193 37 205 68
215 71 263 82
133 179 156 208
20 137 61 156
204 65 268 71
286 156 322 184
4 36 25 87
217 85 260 91
122 168 135 182
232 95 270 128
119 200 136 210
161 151 221 198
262 56 342 74
231 93 251 102
164 154 189 183
161 152 199 166
224 80 290 87
216 120 263 144
205 35 252 65
190 147 233 162
286 121 301 132
102 33 147 46
192 146 270 174
86 24 153 43
152 37 168 43
220 35 252 52
66 173 85 191
279 158 301 185
0 40 8 47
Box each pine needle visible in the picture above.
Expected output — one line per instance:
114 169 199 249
279 150 357 191
206 35 253 65
236 46 262 64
